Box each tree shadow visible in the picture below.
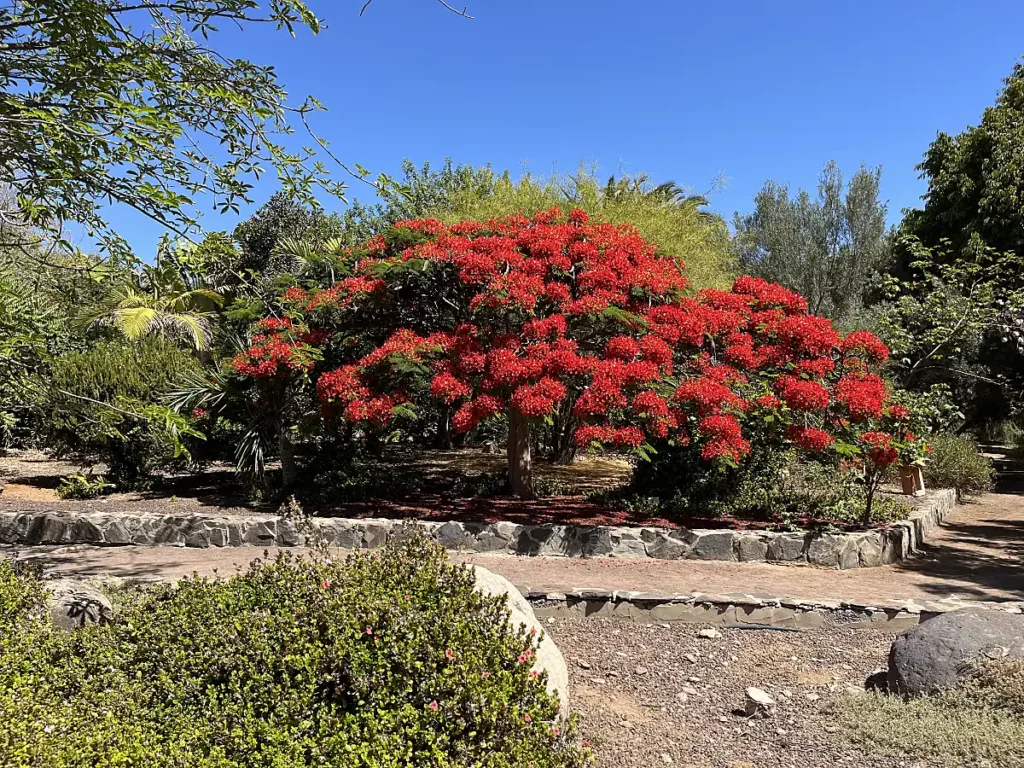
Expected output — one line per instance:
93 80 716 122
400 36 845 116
895 512 1024 601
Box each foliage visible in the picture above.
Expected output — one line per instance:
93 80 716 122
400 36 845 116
56 473 115 500
36 338 204 485
837 660 1024 767
921 433 994 496
733 160 892 326
0 536 588 767
877 237 1024 427
889 384 966 435
901 60 1024 269
888 59 1024 427
0 0 355 256
604 457 910 528
233 190 347 277
0 210 108 446
82 239 225 350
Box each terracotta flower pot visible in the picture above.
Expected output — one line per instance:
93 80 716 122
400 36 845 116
899 465 926 497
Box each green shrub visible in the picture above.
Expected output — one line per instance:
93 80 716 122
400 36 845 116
56 473 114 500
0 536 587 767
837 659 1024 767
36 338 203 487
922 433 995 496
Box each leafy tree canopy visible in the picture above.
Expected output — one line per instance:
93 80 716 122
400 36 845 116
733 160 891 326
901 59 1024 265
342 160 737 291
0 0 348 257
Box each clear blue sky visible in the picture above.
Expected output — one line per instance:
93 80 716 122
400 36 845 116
105 0 1024 255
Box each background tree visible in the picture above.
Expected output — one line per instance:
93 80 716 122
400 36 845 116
733 160 891 326
82 240 224 351
899 60 1024 267
883 59 1024 430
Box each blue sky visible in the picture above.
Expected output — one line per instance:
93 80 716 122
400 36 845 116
105 0 1024 255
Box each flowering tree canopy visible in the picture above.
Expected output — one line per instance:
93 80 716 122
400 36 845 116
234 208 923 503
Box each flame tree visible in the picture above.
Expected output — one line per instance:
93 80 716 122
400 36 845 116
232 208 921 510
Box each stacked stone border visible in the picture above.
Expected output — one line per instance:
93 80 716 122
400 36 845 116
0 488 955 569
525 589 1024 630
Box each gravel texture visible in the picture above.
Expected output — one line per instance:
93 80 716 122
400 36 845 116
546 617 944 767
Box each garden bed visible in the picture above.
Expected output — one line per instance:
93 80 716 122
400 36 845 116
0 488 955 569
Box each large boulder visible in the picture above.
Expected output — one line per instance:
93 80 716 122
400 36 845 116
888 607 1024 696
468 565 569 714
45 579 113 630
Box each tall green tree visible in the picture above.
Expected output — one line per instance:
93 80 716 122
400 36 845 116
0 0 348 256
884 60 1024 427
733 160 891 326
900 59 1024 266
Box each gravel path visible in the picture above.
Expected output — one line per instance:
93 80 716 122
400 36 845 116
547 617 939 768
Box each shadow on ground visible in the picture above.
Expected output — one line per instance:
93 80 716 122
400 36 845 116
896 484 1024 601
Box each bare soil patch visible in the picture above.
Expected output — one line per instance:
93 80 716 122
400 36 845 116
547 617 945 767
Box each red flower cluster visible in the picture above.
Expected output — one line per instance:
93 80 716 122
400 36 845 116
861 431 899 467
230 325 318 378
786 425 835 451
835 373 887 421
697 415 750 462
775 376 830 412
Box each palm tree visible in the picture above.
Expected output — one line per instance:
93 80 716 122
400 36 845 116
82 244 224 351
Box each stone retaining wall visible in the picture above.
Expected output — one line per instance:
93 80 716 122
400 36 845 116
525 588 1024 630
0 488 955 569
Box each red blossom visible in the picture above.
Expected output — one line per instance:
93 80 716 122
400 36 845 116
787 425 836 451
861 431 899 467
835 373 888 421
775 375 830 412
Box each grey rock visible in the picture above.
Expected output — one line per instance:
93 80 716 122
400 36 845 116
744 687 776 717
888 607 1024 696
362 522 390 549
471 525 515 553
581 527 614 557
642 530 690 560
610 530 648 558
277 519 300 547
697 628 722 639
45 579 113 630
70 516 104 544
242 520 277 546
767 532 806 562
102 517 132 545
734 533 768 562
857 533 885 568
686 530 734 561
469 565 569 715
184 528 211 548
806 533 844 567
433 521 467 549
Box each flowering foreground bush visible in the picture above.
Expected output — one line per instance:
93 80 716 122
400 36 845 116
233 209 924 516
0 537 587 767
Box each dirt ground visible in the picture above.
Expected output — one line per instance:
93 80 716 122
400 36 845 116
547 617 933 768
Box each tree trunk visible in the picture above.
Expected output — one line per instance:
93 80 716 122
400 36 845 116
507 408 536 499
279 428 297 490
550 397 578 465
435 409 453 449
